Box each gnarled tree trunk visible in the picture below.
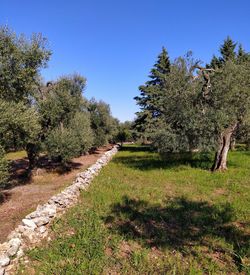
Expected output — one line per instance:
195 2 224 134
212 123 238 171
26 143 38 170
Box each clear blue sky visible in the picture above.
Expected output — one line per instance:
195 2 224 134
1 0 250 121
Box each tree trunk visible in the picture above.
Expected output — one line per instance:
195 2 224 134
142 136 148 145
26 143 38 170
12 131 18 151
212 123 238 171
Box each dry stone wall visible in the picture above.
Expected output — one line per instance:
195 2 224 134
0 145 119 275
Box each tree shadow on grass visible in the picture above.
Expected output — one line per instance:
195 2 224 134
115 146 214 171
105 196 250 272
120 145 152 153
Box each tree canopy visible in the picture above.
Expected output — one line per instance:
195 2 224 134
134 37 250 171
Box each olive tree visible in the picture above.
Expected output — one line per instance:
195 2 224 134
38 75 94 163
0 26 51 168
88 99 115 148
209 60 250 170
0 99 41 168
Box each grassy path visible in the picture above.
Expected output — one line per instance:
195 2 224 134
21 145 250 274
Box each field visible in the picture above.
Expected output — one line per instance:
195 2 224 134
21 145 250 274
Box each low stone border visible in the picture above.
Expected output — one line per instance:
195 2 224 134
0 145 119 275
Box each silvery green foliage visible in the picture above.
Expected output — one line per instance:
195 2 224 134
39 75 94 162
68 112 94 154
0 26 50 155
0 26 51 103
45 127 81 163
0 99 41 149
38 75 87 129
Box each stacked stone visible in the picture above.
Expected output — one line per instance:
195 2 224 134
0 145 119 275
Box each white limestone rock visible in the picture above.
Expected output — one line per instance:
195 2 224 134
25 211 39 219
33 216 50 227
22 219 37 230
0 255 10 267
22 229 38 244
7 238 21 257
37 204 57 218
38 226 47 234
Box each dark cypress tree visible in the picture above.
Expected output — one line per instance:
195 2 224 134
220 36 237 62
238 44 245 57
237 43 249 64
209 37 244 68
134 47 171 136
147 47 171 85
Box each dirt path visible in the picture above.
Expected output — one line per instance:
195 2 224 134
0 145 112 242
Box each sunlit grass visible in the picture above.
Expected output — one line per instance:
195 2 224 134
20 145 250 274
5 150 27 160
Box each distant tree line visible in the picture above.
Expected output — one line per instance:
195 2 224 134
134 37 250 171
0 26 124 187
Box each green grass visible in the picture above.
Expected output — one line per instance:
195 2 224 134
20 145 250 274
5 150 27 160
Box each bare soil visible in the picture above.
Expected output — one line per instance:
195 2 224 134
0 145 113 242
